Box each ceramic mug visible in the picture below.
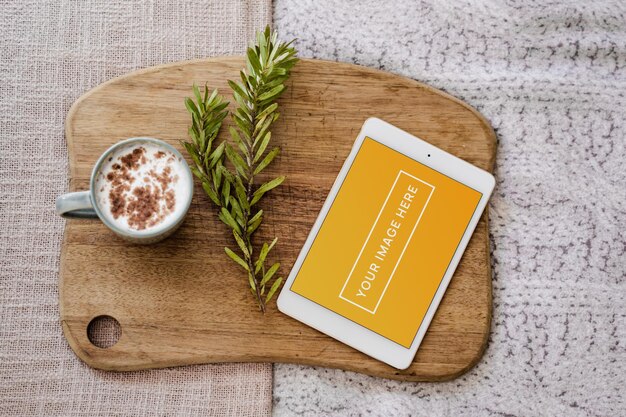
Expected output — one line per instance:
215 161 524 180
56 137 194 244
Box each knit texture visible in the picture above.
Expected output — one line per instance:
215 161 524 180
0 1 272 416
274 1 625 416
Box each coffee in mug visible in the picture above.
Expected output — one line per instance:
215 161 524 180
56 137 194 243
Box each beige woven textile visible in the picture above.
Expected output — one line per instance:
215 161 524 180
0 1 272 416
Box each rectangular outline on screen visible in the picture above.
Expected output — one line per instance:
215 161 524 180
338 170 435 314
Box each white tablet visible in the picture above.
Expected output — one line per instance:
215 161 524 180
277 117 495 369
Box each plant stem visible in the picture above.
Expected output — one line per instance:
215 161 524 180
241 97 266 312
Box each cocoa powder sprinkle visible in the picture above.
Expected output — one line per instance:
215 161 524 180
103 146 178 230
120 147 145 170
126 185 162 230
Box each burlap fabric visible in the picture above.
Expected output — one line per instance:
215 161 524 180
0 1 272 416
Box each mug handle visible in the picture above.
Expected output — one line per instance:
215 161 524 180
56 191 98 219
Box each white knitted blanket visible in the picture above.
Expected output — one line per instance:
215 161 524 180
274 1 625 416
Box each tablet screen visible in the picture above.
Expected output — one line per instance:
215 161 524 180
290 137 483 348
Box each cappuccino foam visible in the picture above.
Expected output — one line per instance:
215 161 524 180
94 142 191 233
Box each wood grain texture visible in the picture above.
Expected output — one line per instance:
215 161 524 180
60 57 496 381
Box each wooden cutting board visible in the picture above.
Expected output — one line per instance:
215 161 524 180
60 57 495 381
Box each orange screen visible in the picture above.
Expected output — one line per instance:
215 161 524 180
290 137 482 347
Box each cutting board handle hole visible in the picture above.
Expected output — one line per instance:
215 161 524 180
87 315 121 349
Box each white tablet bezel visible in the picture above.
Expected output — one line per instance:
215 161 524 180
277 117 495 369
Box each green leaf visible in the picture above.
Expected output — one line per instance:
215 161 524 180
225 247 249 271
253 132 271 162
188 164 203 180
189 125 199 141
197 129 206 150
255 242 269 274
268 237 278 252
204 110 229 141
280 57 299 71
256 102 278 122
236 107 251 123
258 84 285 102
209 101 230 117
229 126 250 148
208 142 225 169
188 126 199 145
190 109 201 131
265 277 282 303
241 70 256 90
202 181 220 206
254 237 277 274
268 38 279 63
229 196 244 225
247 47 262 73
248 272 256 291
233 92 251 114
218 211 229 227
185 97 200 119
211 161 222 191
272 67 288 76
182 142 202 168
221 177 231 206
260 262 280 287
220 207 241 234
273 51 292 65
247 209 263 226
233 230 250 258
193 84 202 105
258 33 267 65
231 121 249 156
228 79 249 101
247 215 262 235
259 77 286 94
218 163 234 182
254 147 280 175
225 144 248 179
251 176 285 205
233 176 250 211
254 113 276 144
233 113 252 138
207 87 218 104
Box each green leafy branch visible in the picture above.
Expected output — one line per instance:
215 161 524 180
182 26 298 313
182 86 229 202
